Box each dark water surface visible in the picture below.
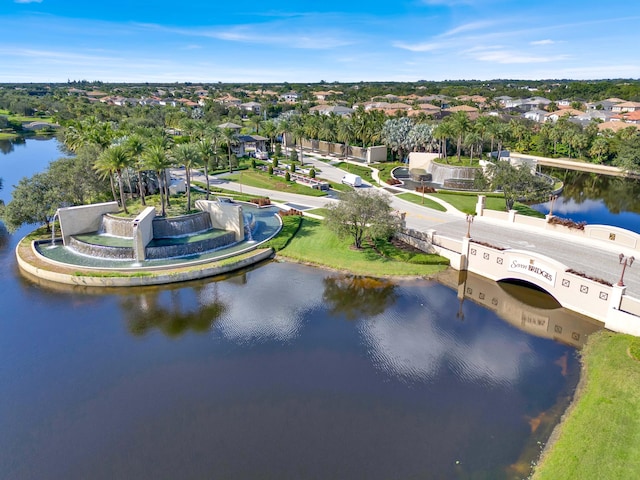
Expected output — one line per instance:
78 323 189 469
0 139 607 479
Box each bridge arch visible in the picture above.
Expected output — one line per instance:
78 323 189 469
466 245 616 322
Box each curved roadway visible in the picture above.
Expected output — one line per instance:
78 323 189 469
174 152 640 297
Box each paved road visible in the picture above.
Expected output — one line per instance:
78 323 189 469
173 156 640 298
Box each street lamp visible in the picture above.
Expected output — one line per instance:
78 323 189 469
465 214 474 239
548 194 558 216
617 253 635 287
421 178 425 205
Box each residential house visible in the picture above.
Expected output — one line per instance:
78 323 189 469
240 102 262 115
280 92 299 103
612 101 640 113
309 105 353 116
523 109 547 123
543 108 584 123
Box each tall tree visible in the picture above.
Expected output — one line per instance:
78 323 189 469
450 111 471 163
95 145 131 214
221 128 239 173
172 143 200 212
325 189 403 249
143 144 173 216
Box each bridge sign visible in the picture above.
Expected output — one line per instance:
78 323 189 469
507 255 557 287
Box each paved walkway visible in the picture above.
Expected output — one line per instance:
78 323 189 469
174 155 640 299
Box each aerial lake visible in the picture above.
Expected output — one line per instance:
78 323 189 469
0 139 611 479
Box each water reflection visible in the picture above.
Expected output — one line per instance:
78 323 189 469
0 136 26 154
438 269 603 348
322 275 397 320
121 283 227 337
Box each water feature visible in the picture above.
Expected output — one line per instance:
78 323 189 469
0 138 620 478
429 160 478 185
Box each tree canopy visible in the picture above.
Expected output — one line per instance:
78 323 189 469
475 161 553 211
325 189 403 249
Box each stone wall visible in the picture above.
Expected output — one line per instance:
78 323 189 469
58 202 120 245
195 199 244 242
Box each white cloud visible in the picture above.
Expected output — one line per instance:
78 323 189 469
465 46 569 64
530 39 556 45
441 20 496 37
392 41 443 52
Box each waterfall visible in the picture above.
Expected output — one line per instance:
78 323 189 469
429 162 478 185
244 213 256 242
50 211 59 247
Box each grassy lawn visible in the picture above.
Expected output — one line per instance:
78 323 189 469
277 217 449 277
373 162 404 183
333 162 375 183
396 193 448 212
533 331 640 480
431 191 545 217
226 170 329 197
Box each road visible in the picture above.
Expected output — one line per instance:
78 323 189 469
172 153 640 298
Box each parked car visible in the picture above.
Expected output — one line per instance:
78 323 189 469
341 173 362 187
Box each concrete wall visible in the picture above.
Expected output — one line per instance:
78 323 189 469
133 207 156 261
58 202 119 245
408 152 439 170
367 145 388 163
195 199 244 242
585 225 640 249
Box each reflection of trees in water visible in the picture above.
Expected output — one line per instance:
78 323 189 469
323 275 397 320
0 137 26 155
544 167 640 215
0 222 8 250
121 285 227 337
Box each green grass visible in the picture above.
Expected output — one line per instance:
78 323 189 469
226 170 329 197
428 191 545 217
332 162 375 183
264 215 302 251
278 217 449 276
373 162 404 183
307 207 330 218
396 193 447 212
0 132 19 139
533 331 640 480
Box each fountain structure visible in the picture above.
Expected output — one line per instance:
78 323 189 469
19 198 282 287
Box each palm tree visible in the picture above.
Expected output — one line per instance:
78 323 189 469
434 121 454 162
261 120 277 154
336 116 354 159
289 117 306 166
464 130 482 165
143 144 173 216
95 145 130 214
450 111 471 163
125 134 147 206
319 115 337 154
221 128 238 173
172 143 200 212
197 138 215 199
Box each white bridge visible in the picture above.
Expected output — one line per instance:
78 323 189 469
398 196 640 337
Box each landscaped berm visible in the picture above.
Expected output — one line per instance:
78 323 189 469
16 199 282 287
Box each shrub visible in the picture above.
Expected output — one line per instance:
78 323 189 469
279 208 303 217
290 162 296 173
549 216 587 230
415 185 436 193
275 144 282 157
386 178 401 185
251 158 256 169
309 168 316 178
268 165 274 175
249 197 271 207
273 158 279 168
285 171 291 181
566 268 612 286
290 150 298 162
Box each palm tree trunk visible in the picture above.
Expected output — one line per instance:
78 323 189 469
158 171 166 217
137 171 146 206
163 170 171 207
109 174 118 204
204 162 210 200
186 168 191 212
117 170 129 214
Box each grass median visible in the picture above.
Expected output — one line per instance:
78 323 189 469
532 331 640 479
271 216 449 277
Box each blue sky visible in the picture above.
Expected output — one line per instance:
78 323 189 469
2 0 640 83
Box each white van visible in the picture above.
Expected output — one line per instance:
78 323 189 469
341 173 362 187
